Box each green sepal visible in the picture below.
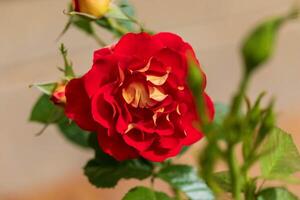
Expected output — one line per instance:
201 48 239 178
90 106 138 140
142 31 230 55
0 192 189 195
31 83 57 96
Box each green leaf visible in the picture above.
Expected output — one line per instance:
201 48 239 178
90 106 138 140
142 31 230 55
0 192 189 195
122 187 173 200
157 165 214 200
212 171 232 192
84 134 153 188
241 9 298 74
260 127 300 178
31 83 57 95
30 94 64 124
84 158 153 188
213 103 229 126
257 187 298 200
57 117 90 148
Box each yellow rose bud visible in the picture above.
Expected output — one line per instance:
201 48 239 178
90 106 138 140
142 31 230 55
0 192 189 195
72 0 111 18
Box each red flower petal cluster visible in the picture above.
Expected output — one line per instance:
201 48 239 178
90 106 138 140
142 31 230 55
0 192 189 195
65 32 214 162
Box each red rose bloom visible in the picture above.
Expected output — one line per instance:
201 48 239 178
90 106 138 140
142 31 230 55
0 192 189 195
65 32 214 162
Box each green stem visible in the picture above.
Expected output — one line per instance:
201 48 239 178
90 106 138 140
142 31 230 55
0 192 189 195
230 72 250 116
244 180 256 200
228 145 242 200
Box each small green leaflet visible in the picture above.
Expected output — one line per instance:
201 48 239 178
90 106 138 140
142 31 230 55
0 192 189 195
30 94 64 124
257 187 298 200
122 187 173 200
157 165 214 200
259 127 300 178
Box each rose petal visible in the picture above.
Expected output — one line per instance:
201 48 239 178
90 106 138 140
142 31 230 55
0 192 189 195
97 127 139 161
152 32 185 51
123 129 156 151
65 78 97 131
91 85 116 129
113 33 163 71
83 57 119 98
140 144 182 162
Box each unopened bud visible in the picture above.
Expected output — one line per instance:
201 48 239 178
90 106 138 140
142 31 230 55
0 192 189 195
72 0 111 18
51 83 67 105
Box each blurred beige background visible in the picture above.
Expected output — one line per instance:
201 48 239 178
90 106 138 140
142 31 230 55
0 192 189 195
0 0 299 199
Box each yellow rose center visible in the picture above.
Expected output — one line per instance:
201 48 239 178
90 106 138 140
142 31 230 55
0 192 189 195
122 82 168 108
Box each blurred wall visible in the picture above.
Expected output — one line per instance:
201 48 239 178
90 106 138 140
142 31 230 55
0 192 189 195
0 0 299 199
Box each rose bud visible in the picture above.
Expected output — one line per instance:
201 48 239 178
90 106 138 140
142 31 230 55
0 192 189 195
51 83 67 105
72 0 111 18
64 32 214 162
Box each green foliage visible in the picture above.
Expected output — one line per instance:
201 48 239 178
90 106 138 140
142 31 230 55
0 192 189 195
84 134 153 188
259 127 300 178
31 83 57 95
57 117 90 148
197 7 300 200
241 8 298 74
30 94 64 124
242 17 281 74
122 187 173 200
157 164 214 200
212 171 232 192
257 187 298 200
84 158 153 188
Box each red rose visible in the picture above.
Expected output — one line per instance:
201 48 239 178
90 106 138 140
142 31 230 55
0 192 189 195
65 32 214 162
